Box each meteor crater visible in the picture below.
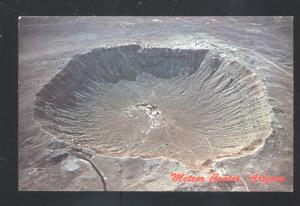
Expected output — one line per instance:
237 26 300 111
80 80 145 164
35 44 272 170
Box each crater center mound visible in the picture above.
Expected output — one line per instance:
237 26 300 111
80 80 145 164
35 45 272 170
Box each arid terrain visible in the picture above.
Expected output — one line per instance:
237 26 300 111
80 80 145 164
18 16 293 191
